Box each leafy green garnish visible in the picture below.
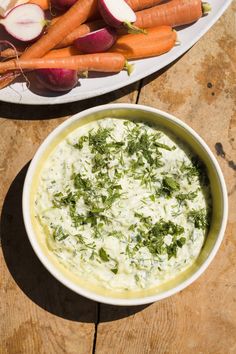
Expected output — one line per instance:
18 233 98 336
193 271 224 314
176 191 198 203
111 267 118 274
153 141 174 151
99 247 110 262
180 157 208 185
188 209 209 229
158 176 180 196
129 219 185 259
52 226 69 241
89 127 111 154
166 237 186 259
73 136 88 150
73 173 92 191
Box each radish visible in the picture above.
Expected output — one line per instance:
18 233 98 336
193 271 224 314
98 0 146 34
0 4 46 42
35 68 78 92
74 27 117 54
50 0 77 11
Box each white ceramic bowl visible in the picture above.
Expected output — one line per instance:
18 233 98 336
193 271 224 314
22 104 228 305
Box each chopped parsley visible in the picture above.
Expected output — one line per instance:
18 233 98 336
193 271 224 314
99 247 110 262
188 209 209 230
158 176 180 197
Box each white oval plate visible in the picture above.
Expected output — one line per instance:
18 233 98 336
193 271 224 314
0 0 233 105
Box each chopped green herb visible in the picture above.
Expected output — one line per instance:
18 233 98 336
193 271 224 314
73 136 88 150
111 267 118 274
73 173 92 191
89 127 111 154
99 247 110 262
158 176 180 197
52 226 69 242
188 209 209 229
153 141 173 151
166 237 186 259
176 191 198 203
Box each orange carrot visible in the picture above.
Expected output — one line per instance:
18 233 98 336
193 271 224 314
0 46 80 59
29 0 49 10
0 53 126 73
134 0 211 28
110 26 176 59
43 46 81 58
0 48 22 58
127 0 164 11
54 0 210 50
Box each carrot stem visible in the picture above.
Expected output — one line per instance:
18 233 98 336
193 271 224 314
124 61 134 76
123 21 147 35
202 2 211 14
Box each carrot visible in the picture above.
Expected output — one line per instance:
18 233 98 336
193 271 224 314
0 26 176 61
110 26 176 59
0 48 23 58
29 0 49 10
127 0 164 11
43 46 81 58
134 0 211 29
54 0 210 50
0 53 126 73
43 26 176 60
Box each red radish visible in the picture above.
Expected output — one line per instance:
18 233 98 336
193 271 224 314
35 68 78 91
0 4 46 42
98 0 145 33
74 27 117 54
50 0 77 11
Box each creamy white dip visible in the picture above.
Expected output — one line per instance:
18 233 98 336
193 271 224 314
34 118 211 292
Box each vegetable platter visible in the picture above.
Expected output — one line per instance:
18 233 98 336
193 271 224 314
0 0 233 105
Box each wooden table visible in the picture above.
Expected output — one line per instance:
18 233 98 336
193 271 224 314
0 3 235 353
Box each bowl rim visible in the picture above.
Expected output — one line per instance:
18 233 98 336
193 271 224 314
22 103 228 306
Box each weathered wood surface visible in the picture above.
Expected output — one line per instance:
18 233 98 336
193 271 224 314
0 2 235 353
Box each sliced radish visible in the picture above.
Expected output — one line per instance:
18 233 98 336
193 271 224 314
74 27 117 54
98 0 146 34
0 4 46 42
98 0 136 28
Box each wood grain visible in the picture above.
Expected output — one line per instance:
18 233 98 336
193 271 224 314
95 3 236 354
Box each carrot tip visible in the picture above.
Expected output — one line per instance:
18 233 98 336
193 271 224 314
124 61 134 76
123 21 147 35
202 2 211 15
81 70 88 78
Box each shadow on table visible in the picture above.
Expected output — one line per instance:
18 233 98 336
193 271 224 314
0 80 140 121
0 164 149 323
